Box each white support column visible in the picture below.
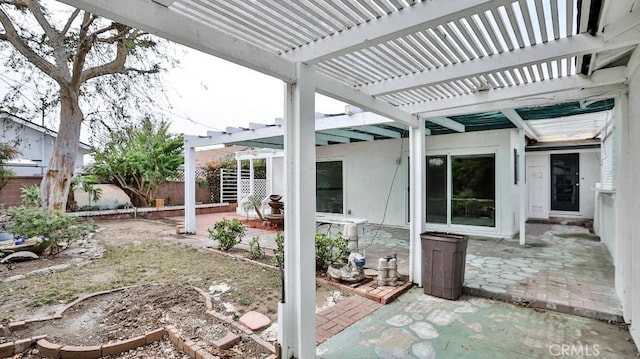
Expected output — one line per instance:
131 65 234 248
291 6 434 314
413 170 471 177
518 129 527 245
184 145 196 234
236 158 242 200
408 122 426 285
249 159 255 196
280 63 316 358
267 157 273 195
614 93 633 322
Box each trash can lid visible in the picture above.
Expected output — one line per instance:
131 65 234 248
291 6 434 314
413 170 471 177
420 231 468 242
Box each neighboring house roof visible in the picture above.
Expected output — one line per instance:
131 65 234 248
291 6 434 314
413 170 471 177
0 111 92 151
195 145 250 166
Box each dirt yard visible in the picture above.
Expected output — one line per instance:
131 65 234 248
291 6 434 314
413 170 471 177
0 218 349 357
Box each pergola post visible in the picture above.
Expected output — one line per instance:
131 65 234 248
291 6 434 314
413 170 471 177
280 62 316 358
236 158 242 205
408 121 426 285
249 159 255 196
519 128 527 245
614 94 633 321
184 145 196 234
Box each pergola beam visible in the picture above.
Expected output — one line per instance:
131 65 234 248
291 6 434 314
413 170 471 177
361 32 640 96
151 0 176 7
230 141 284 149
501 109 540 141
314 71 418 127
316 133 350 143
406 66 628 115
359 125 402 138
426 117 465 133
284 0 511 64
320 129 375 141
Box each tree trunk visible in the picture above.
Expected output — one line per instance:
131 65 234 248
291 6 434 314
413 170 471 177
40 86 83 211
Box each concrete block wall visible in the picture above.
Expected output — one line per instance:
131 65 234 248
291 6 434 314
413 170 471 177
0 176 42 207
0 178 212 208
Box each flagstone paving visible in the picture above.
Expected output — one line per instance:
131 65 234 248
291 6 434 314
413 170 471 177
317 288 637 358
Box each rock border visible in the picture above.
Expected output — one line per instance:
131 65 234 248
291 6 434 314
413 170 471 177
1 284 276 359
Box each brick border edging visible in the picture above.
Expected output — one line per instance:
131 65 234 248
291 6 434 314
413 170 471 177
0 334 47 358
35 328 166 359
462 286 625 323
316 277 414 304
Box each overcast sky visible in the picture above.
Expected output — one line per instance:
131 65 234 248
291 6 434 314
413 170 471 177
161 45 348 137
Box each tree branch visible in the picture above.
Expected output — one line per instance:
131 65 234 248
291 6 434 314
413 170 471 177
78 37 128 83
26 1 57 42
61 8 79 36
0 6 62 82
27 1 71 80
71 18 121 85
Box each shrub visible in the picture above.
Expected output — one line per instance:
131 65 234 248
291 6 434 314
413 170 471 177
315 233 350 271
248 236 264 259
272 232 285 268
20 184 42 208
3 206 97 255
207 218 246 251
241 194 266 221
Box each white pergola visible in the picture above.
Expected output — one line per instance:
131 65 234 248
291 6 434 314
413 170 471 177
57 1 640 357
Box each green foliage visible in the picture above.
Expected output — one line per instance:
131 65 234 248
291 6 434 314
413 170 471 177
207 218 246 251
0 142 20 192
248 236 264 260
20 184 42 208
268 232 348 271
3 206 97 256
272 232 285 268
89 118 183 207
241 194 266 220
315 233 350 271
73 174 103 204
67 174 103 211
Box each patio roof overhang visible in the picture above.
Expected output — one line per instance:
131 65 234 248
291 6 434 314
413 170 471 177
58 0 639 132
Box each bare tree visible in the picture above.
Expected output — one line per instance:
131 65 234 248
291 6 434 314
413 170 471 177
0 0 173 210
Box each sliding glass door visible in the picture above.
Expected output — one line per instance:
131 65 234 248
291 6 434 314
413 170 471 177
426 153 496 227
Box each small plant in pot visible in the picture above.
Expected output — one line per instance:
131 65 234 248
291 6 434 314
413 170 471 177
207 218 246 251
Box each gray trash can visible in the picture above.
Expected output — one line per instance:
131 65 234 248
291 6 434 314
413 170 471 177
421 232 468 300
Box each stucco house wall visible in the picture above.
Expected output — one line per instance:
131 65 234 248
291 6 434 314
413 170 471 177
0 112 90 176
312 128 518 239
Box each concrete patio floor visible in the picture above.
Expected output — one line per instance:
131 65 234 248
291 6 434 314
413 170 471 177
316 288 636 358
173 213 622 322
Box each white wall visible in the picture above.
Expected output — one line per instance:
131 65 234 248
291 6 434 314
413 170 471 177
424 129 516 238
316 137 409 227
626 65 640 350
0 122 87 176
271 157 284 196
525 148 600 219
314 128 518 237
0 124 53 176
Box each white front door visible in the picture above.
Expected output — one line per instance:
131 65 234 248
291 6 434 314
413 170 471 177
527 164 549 219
